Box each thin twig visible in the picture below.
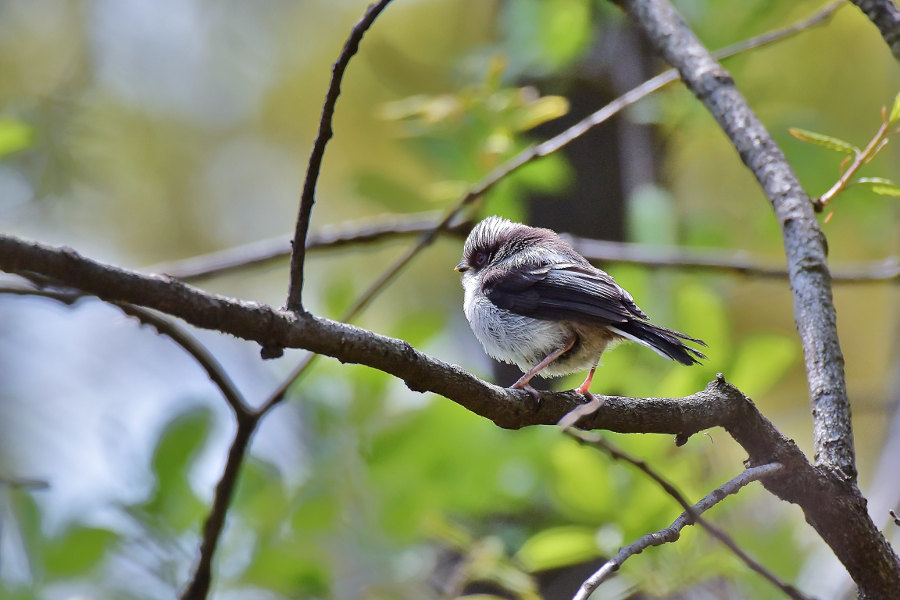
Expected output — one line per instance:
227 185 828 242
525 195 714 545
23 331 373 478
815 119 891 210
146 219 900 286
150 212 471 282
115 304 252 417
286 0 395 313
0 283 253 416
179 414 258 600
257 352 317 415
564 429 810 600
572 463 785 599
303 0 844 324
158 0 844 312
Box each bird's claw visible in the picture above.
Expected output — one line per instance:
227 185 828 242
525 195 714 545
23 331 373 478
511 382 542 410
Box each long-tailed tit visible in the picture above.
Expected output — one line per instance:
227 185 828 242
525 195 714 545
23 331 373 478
455 216 706 394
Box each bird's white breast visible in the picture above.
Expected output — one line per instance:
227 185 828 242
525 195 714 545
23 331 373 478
462 273 572 372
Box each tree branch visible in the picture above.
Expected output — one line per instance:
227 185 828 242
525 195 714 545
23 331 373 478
149 212 471 282
179 412 259 600
3 233 898 594
147 212 900 286
850 0 900 61
572 462 796 600
114 304 253 417
278 0 846 345
619 0 855 481
286 0 394 313
617 0 900 596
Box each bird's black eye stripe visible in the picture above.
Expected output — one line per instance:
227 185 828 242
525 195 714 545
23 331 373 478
473 251 488 266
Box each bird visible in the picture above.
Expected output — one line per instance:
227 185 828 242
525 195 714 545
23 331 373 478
455 216 706 395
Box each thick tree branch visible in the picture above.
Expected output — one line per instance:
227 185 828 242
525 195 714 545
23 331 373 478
850 0 900 61
286 0 394 313
573 463 794 600
3 233 899 595
617 0 900 596
619 0 855 482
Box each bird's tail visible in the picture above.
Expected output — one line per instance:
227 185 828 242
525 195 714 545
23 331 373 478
609 321 707 365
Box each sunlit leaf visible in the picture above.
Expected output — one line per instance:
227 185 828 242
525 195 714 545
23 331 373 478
0 118 34 158
140 408 212 530
855 177 900 196
539 0 592 68
242 541 330 596
516 525 601 571
788 128 857 154
548 439 613 522
44 526 117 578
889 90 900 124
511 95 569 131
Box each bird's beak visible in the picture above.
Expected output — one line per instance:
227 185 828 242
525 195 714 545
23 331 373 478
454 262 469 272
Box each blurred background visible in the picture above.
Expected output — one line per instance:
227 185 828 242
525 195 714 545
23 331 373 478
1 0 898 598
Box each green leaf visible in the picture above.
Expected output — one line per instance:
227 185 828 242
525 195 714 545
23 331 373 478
44 526 117 578
855 177 900 196
788 128 857 154
516 525 601 571
140 408 212 530
510 94 569 131
0 118 34 158
889 91 900 124
539 0 592 68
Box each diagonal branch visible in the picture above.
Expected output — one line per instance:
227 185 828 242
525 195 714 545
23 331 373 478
619 0 854 483
850 0 900 61
617 0 900 596
286 0 394 314
291 0 846 340
572 462 792 600
4 200 898 596
114 304 253 417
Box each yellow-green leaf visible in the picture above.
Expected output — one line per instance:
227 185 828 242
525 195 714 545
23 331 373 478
516 525 602 572
511 94 570 131
788 127 857 154
855 177 900 196
0 118 33 158
889 91 900 124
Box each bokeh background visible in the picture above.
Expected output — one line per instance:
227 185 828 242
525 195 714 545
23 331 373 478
1 0 898 598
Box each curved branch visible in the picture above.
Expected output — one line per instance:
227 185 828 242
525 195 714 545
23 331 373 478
617 0 900 596
286 0 395 313
850 0 900 61
114 304 252 417
4 215 897 596
620 0 854 481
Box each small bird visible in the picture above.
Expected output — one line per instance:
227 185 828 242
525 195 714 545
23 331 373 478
455 216 706 394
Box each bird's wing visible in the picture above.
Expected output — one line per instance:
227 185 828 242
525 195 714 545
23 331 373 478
482 261 648 324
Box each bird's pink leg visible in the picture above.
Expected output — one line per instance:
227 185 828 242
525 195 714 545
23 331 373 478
574 366 598 395
511 334 576 391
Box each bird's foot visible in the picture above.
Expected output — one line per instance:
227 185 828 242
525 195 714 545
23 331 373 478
510 381 542 410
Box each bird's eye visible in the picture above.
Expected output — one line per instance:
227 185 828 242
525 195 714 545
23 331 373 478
472 251 488 267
